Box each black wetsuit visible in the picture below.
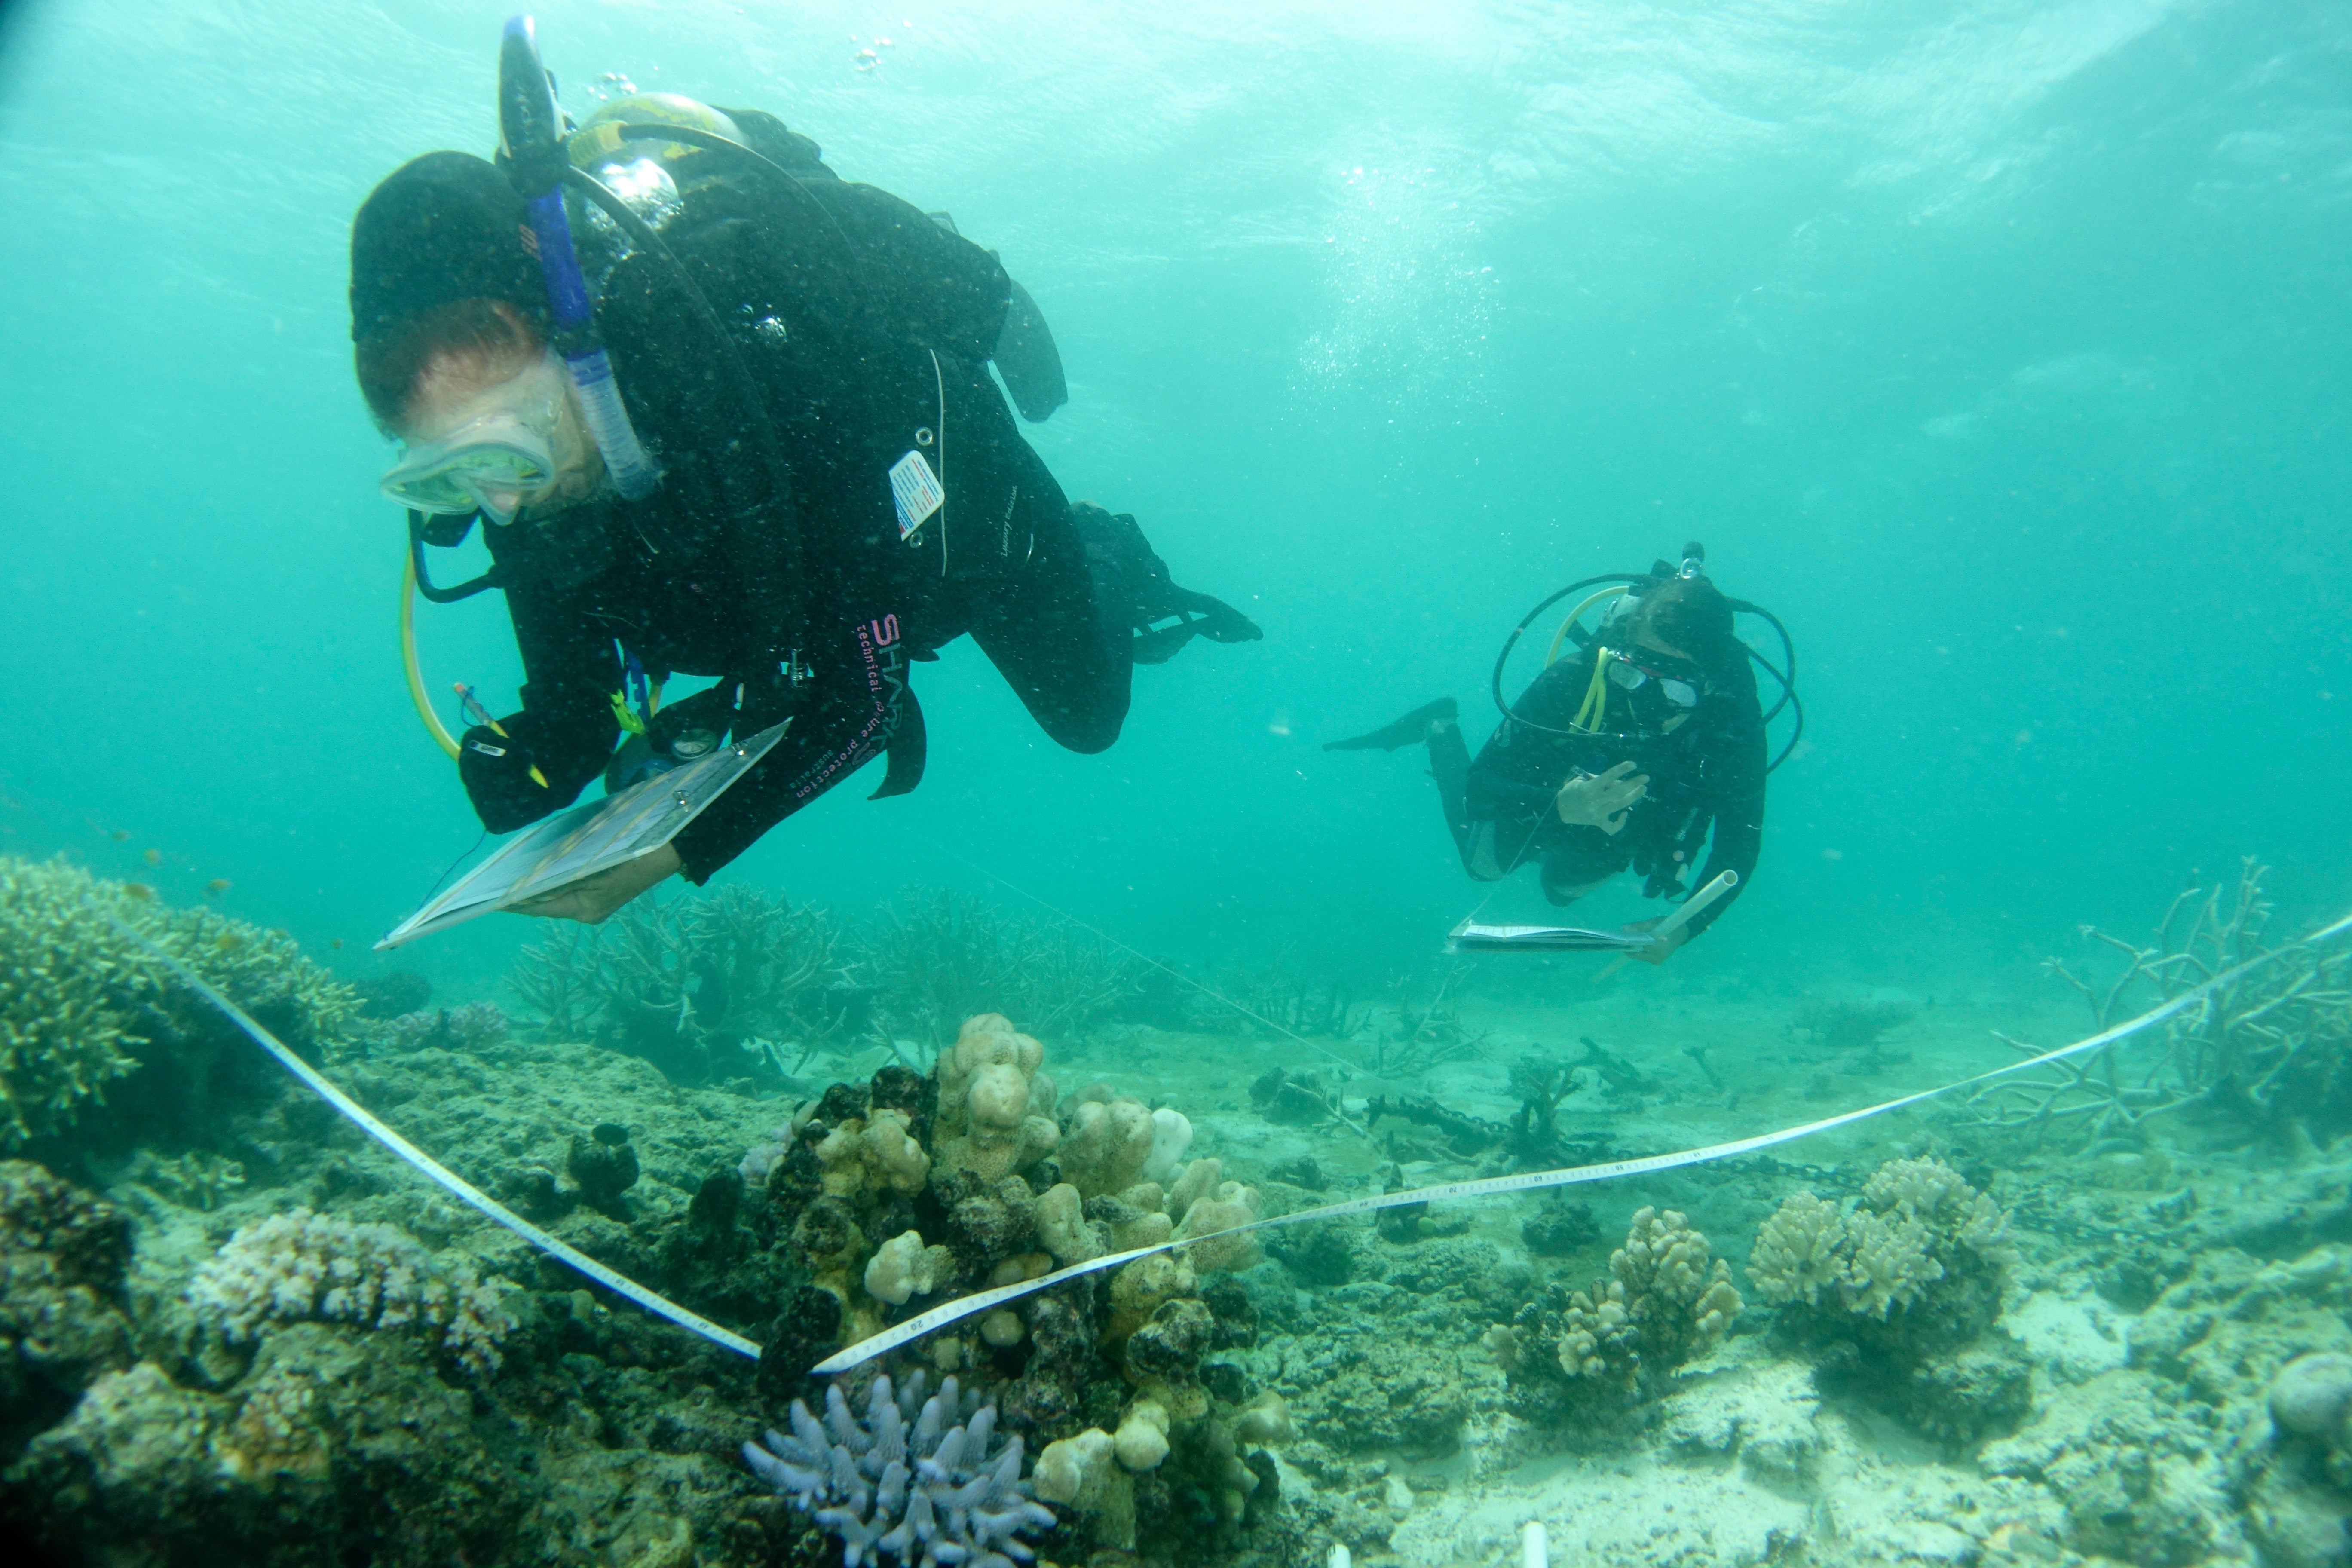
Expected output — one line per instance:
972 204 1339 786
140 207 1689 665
454 114 1246 881
1436 643 1764 940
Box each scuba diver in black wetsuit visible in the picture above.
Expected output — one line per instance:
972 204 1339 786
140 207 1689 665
1328 548 1792 965
351 31 1257 924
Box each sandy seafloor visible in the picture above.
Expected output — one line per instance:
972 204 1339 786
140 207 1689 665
13 928 2352 1568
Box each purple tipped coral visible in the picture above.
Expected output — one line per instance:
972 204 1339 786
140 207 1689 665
744 1372 1054 1568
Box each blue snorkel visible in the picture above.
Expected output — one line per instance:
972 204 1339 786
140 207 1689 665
497 15 660 501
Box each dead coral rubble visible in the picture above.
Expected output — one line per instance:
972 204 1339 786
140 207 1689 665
1968 858 2352 1150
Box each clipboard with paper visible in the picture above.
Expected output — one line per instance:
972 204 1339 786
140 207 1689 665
376 722 788 949
1446 870 1739 955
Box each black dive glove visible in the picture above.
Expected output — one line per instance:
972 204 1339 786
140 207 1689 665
1071 502 1263 664
456 714 577 833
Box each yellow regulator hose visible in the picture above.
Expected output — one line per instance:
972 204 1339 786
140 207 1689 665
401 552 463 760
1544 585 1632 667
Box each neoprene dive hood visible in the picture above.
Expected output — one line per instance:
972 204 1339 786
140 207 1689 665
1492 541 1805 772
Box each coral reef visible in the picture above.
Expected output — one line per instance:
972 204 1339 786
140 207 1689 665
0 858 150 1145
382 1000 509 1054
1522 1197 1601 1257
0 1161 134 1461
1750 1158 2026 1443
189 1208 516 1373
743 1372 1054 1568
349 968 431 1020
933 1014 1060 1183
0 1028 796 1566
1749 1157 2012 1333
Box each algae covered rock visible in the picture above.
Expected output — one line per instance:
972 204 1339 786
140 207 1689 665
1280 1329 1481 1455
0 1161 135 1462
7 1324 536 1568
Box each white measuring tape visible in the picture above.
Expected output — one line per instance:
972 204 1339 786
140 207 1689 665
125 923 762 1360
815 906 2352 1375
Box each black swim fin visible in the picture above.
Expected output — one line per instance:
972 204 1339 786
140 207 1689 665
1071 502 1262 662
1324 697 1457 752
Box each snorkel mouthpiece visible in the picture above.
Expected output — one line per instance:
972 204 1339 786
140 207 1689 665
498 15 659 501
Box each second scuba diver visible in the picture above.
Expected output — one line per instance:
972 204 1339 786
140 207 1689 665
351 38 1258 923
1327 549 1770 964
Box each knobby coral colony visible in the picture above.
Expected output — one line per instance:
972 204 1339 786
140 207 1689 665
189 1207 516 1374
744 1372 1053 1568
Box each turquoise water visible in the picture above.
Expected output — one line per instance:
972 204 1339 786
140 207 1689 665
6 6 2352 1564
5 0 2346 996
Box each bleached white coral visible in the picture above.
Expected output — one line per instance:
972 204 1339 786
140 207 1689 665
190 1207 514 1372
931 1014 1060 1182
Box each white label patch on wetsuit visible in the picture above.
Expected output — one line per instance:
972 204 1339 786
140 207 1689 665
888 450 944 539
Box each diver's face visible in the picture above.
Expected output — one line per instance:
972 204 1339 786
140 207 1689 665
399 352 603 518
1630 621 1692 662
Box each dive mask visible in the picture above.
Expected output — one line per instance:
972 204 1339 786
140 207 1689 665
380 355 569 524
1607 651 1700 709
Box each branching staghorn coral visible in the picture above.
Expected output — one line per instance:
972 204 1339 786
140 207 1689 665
1216 944 1365 1040
743 1372 1053 1568
862 888 1141 1047
1964 859 2352 1147
0 859 151 1146
508 885 862 1080
189 1207 515 1373
0 858 355 1148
